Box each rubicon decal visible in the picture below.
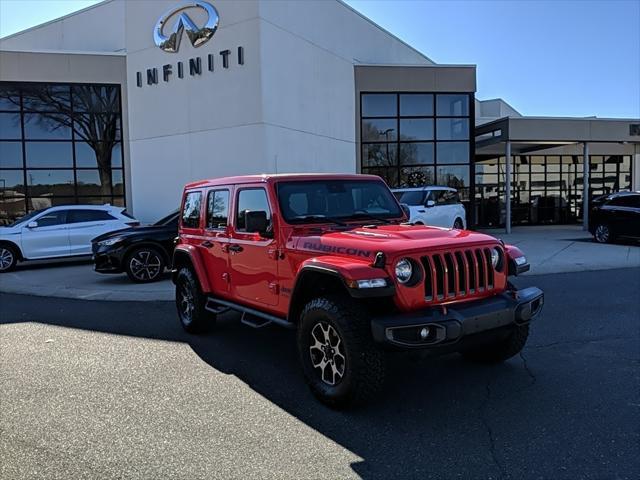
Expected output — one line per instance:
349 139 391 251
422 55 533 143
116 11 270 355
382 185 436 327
302 242 371 258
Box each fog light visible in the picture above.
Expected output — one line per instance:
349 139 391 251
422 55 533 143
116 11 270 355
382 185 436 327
420 327 430 340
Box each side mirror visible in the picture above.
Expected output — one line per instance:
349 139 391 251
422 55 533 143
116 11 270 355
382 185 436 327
27 221 38 229
244 210 270 237
425 200 436 208
400 203 411 218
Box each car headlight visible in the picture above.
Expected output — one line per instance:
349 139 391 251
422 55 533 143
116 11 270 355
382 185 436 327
395 258 413 284
98 238 122 247
490 247 505 271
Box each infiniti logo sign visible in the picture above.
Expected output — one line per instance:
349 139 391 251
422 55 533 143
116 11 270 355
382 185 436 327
154 1 219 53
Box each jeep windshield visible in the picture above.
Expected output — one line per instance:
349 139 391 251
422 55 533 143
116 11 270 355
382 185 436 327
276 179 403 224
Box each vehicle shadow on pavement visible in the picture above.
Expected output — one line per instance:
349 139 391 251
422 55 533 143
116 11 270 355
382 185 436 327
2 267 639 479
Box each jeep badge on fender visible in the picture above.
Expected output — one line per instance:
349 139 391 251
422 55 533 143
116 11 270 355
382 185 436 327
172 174 543 408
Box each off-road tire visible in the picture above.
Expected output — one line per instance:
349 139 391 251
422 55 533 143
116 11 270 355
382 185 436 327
125 246 166 283
0 244 18 273
461 324 530 363
175 267 215 333
297 295 386 409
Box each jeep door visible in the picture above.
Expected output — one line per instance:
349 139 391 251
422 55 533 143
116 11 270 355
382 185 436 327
201 188 232 295
228 187 279 307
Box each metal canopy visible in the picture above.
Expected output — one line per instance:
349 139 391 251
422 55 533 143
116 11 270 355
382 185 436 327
474 116 640 232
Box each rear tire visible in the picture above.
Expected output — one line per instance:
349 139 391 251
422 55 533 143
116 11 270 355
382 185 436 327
453 218 464 229
0 245 18 273
593 224 613 244
297 295 386 408
125 246 166 283
175 267 215 333
461 324 530 363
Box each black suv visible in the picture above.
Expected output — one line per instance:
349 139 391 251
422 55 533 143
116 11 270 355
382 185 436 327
92 211 178 282
589 192 640 243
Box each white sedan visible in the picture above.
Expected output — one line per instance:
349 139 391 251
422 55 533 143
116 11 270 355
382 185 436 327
0 205 139 272
393 186 467 229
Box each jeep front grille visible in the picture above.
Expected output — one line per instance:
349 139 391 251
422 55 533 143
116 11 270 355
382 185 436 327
421 248 496 302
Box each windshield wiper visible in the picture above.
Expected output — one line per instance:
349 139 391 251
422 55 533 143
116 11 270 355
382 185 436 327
348 211 395 224
289 215 348 226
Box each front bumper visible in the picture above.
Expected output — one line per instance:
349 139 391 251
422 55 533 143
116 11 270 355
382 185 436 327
371 287 543 349
92 244 125 273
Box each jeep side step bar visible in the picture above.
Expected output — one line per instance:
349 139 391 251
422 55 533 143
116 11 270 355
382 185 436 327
205 297 295 329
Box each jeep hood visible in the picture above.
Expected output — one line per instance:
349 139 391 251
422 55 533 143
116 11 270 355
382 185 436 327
293 225 499 261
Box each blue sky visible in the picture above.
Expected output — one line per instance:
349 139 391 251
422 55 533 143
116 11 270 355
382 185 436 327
1 0 638 119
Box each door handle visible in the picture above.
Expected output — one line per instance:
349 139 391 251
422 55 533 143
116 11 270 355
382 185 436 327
228 244 243 253
418 209 426 213
201 240 213 248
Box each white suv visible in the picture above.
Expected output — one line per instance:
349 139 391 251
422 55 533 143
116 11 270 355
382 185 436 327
393 187 467 229
0 205 138 272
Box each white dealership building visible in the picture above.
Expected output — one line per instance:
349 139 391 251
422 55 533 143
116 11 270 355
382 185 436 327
0 0 638 228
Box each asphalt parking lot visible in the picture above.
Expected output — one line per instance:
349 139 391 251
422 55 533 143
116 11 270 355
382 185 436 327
1 267 639 479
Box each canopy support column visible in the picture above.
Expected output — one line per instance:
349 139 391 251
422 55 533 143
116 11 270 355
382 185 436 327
582 142 590 231
505 141 512 234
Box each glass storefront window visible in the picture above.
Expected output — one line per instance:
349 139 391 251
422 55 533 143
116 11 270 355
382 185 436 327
0 170 25 192
436 118 469 140
0 82 125 222
437 165 469 189
362 119 397 142
436 94 469 117
21 84 71 111
24 113 72 139
361 167 399 187
0 113 22 139
399 119 433 141
437 142 469 164
0 142 23 168
361 94 397 117
360 92 472 193
25 142 73 168
399 94 433 116
399 142 434 165
362 143 397 167
400 166 435 187
75 142 122 168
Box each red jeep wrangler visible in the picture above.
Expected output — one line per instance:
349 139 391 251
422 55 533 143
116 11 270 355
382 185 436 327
173 174 543 407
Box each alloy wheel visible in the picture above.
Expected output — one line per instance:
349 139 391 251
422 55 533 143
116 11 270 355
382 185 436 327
309 321 347 386
178 280 195 324
595 225 610 243
0 248 14 271
129 250 162 281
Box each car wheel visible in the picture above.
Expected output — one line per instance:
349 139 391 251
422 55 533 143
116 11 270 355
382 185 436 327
175 266 214 333
453 218 464 229
126 246 165 283
297 295 386 408
461 324 530 363
594 224 612 244
0 245 18 273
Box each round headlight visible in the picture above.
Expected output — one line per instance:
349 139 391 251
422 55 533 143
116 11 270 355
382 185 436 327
491 247 502 270
395 258 413 284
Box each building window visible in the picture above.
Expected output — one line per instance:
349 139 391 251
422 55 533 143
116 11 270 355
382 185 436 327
360 92 472 201
474 154 633 227
0 81 125 225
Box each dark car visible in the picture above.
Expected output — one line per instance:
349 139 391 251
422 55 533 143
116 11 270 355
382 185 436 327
92 211 178 282
589 191 640 244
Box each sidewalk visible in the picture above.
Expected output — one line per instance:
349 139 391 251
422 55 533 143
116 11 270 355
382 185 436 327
483 225 640 275
0 257 174 302
0 226 638 301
